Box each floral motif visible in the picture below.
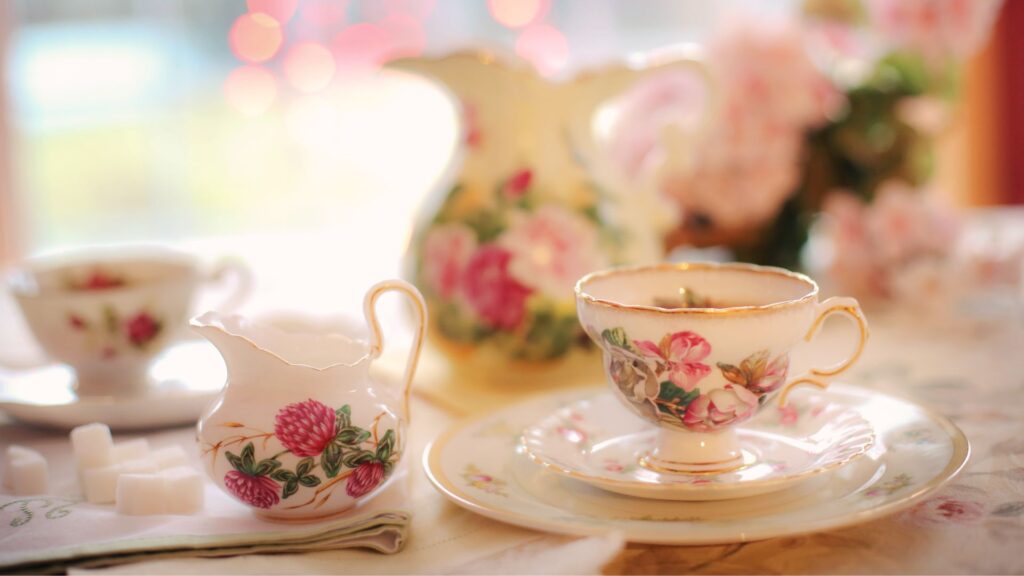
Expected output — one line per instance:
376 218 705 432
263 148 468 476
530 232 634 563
274 399 337 457
347 461 386 498
65 306 164 358
462 245 532 330
67 269 126 291
414 164 621 362
224 469 280 509
908 496 986 525
421 224 477 300
124 313 162 348
461 464 507 497
866 473 913 497
205 403 399 511
633 331 712 392
682 385 759 432
500 204 609 299
595 326 789 431
718 349 790 394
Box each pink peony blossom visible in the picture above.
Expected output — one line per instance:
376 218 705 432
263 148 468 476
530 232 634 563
609 15 841 233
682 385 760 431
346 461 385 498
124 313 161 347
499 205 608 299
823 182 961 299
422 223 478 300
224 470 280 509
867 0 1003 63
462 245 532 330
634 331 712 392
274 399 337 457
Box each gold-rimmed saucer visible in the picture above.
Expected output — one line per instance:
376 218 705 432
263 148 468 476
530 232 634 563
423 383 969 545
520 393 874 500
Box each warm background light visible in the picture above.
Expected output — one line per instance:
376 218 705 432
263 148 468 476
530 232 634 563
223 65 278 117
283 42 335 93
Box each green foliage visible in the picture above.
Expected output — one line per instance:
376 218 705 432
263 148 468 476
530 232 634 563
656 381 700 415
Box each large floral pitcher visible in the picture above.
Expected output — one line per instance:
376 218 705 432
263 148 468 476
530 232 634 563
389 49 710 384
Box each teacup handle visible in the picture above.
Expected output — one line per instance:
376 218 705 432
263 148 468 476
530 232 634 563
778 297 869 407
363 279 427 424
204 258 253 313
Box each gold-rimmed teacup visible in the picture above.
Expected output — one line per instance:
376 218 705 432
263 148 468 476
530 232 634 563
575 262 868 474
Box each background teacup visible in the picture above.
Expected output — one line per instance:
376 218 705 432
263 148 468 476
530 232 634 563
7 247 251 396
575 262 868 474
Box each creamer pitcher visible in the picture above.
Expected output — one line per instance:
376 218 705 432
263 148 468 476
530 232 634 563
192 280 426 520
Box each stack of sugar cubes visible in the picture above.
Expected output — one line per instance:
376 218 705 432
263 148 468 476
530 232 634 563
71 423 204 515
3 445 49 495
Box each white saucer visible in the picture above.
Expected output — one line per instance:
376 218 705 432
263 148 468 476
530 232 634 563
0 340 225 430
424 383 969 545
521 394 874 500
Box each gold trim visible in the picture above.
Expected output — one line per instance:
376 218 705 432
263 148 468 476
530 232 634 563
637 450 752 475
423 385 970 544
779 299 869 407
574 262 819 317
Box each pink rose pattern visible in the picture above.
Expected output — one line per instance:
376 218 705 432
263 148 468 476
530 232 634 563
416 164 613 360
219 400 398 511
596 326 788 431
462 245 532 330
66 306 164 358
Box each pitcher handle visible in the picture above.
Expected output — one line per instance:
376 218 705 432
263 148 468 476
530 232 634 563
363 279 427 424
777 297 869 407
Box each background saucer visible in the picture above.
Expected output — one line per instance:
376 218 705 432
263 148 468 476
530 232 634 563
0 340 224 430
424 383 969 545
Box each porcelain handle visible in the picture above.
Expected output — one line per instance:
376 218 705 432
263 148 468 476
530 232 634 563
363 279 427 424
777 297 869 407
204 258 253 313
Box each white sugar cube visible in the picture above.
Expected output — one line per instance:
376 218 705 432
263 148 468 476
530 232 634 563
8 455 49 495
112 439 150 463
83 464 125 504
116 474 166 516
150 445 189 470
3 445 42 489
120 458 158 474
70 423 114 471
161 466 204 515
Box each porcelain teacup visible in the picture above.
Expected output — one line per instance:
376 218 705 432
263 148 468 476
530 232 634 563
7 247 250 396
575 262 868 474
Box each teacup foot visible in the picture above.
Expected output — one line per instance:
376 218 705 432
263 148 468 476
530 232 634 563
639 427 750 475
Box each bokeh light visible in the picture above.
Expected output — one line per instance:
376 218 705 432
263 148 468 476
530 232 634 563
488 0 549 29
229 12 283 63
283 42 336 93
246 0 298 24
378 11 426 59
332 23 391 71
515 23 569 77
300 0 348 28
363 0 436 21
223 65 277 117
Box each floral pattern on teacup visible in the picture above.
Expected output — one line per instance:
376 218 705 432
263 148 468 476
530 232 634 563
202 400 399 510
65 268 126 291
66 306 164 359
415 168 621 361
594 325 790 431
